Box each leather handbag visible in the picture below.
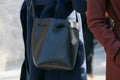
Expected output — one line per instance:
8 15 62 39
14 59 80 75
31 0 80 70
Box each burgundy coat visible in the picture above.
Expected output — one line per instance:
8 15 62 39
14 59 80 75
87 0 120 80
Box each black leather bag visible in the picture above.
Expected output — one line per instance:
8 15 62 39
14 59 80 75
31 0 79 70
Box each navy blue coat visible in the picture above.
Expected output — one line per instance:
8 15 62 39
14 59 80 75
20 0 87 80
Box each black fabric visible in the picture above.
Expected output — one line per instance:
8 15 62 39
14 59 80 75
81 14 94 74
20 2 28 80
20 60 26 80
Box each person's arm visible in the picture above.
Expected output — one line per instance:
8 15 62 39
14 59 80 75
20 1 27 80
87 0 120 59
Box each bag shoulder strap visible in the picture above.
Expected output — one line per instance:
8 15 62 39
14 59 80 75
29 0 36 18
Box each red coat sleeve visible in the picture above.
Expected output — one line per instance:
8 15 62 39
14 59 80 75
87 0 120 59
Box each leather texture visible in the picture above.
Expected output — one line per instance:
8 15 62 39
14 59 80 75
31 18 79 70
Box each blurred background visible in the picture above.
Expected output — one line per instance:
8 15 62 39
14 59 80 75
0 0 106 80
0 0 24 80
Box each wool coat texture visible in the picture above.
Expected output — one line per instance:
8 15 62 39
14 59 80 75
87 0 120 80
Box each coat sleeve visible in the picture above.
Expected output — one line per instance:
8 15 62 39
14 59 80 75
87 0 120 59
20 1 28 80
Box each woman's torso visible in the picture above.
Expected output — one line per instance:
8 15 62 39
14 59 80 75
24 0 86 14
25 0 70 6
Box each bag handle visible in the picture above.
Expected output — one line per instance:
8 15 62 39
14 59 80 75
29 0 36 18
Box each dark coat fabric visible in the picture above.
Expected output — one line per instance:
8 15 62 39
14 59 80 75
82 15 94 74
20 0 87 80
87 0 120 80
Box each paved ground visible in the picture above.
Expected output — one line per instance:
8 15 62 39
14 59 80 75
93 40 106 80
